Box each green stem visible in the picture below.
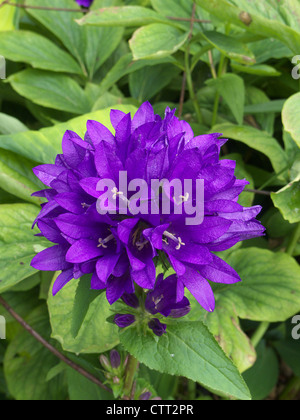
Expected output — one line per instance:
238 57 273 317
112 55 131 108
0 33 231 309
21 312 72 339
211 54 227 127
188 380 197 400
251 321 270 348
123 355 139 399
259 164 290 191
286 222 300 256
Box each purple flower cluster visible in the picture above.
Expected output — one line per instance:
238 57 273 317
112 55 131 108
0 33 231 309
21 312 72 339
31 102 264 335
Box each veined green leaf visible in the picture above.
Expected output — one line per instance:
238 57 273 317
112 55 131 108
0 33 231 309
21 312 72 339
129 24 189 60
77 6 174 27
0 31 82 74
120 321 251 400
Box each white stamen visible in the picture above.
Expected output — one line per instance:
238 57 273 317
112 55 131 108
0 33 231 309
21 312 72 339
112 187 124 200
163 231 186 251
173 193 190 206
176 237 185 250
136 239 149 251
97 234 114 248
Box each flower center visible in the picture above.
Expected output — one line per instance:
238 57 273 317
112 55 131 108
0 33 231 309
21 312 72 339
163 231 186 250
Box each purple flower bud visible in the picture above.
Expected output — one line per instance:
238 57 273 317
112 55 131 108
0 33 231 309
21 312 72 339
139 392 152 400
110 349 121 369
169 304 191 318
114 314 135 328
99 355 110 370
148 318 167 337
75 0 93 7
121 293 139 309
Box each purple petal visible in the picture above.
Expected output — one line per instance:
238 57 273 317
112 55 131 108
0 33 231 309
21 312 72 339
86 120 115 147
66 239 104 263
96 254 120 283
33 165 66 187
31 245 71 271
91 272 106 290
199 254 241 284
132 101 155 130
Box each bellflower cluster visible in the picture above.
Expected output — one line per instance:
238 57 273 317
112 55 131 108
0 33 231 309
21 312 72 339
31 102 265 336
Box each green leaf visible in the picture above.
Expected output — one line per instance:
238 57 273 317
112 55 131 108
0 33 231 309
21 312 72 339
0 31 82 74
203 302 256 373
8 69 90 114
250 38 292 63
244 100 285 114
206 74 245 125
222 153 255 207
0 113 28 135
67 368 113 400
274 339 300 377
243 341 279 400
193 248 300 372
195 0 300 54
211 123 289 177
71 275 103 338
151 0 213 32
271 180 300 224
26 0 123 78
282 92 300 148
0 204 49 293
129 24 189 60
4 305 67 400
201 31 256 65
120 321 251 400
97 53 176 97
129 63 180 102
0 105 137 164
223 248 300 322
0 4 16 31
77 6 173 27
48 276 119 354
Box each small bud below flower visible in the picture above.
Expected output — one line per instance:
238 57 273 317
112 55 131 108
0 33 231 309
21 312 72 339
121 293 139 309
110 349 121 369
99 354 110 370
114 314 136 328
148 318 167 336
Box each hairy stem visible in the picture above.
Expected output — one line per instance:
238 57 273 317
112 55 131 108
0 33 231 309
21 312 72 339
123 355 139 399
251 321 270 348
